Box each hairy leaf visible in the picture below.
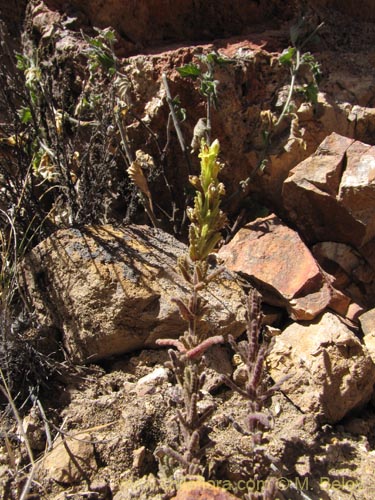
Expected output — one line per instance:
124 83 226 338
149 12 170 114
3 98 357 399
279 46 296 65
177 63 202 78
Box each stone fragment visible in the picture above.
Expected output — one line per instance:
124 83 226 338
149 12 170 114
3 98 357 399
346 302 365 322
267 312 375 423
359 308 375 336
171 480 240 500
22 411 45 451
219 214 332 320
348 105 375 147
135 367 169 396
363 335 375 365
40 433 96 484
338 141 375 244
283 133 375 248
136 367 169 387
20 225 245 363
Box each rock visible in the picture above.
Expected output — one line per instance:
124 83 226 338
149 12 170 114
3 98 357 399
339 140 375 243
267 312 375 423
22 410 46 451
363 335 375 365
359 309 375 363
40 433 96 484
41 0 293 56
312 241 373 309
89 480 112 499
283 133 375 249
136 367 169 387
348 105 375 145
312 241 371 287
171 480 240 500
359 308 375 337
135 367 169 396
114 474 163 500
202 345 234 393
219 214 339 320
20 225 246 363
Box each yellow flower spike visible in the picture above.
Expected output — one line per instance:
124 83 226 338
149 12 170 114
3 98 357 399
188 138 226 262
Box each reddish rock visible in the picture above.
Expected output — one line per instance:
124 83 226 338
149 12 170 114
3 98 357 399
283 133 375 248
171 480 240 500
219 214 334 320
267 312 375 423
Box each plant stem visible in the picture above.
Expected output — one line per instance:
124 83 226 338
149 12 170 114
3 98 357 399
162 73 192 173
114 109 133 166
275 48 300 128
206 97 212 145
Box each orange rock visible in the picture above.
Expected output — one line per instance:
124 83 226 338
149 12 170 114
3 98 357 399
172 480 240 500
219 214 332 320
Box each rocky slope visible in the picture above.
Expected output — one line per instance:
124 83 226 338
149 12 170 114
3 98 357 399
1 1 375 499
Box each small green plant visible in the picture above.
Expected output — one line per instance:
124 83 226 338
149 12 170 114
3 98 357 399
238 19 323 190
83 27 118 78
277 18 323 119
155 139 227 477
177 52 232 147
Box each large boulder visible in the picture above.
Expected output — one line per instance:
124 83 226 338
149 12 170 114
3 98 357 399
218 214 351 320
20 225 246 363
267 312 375 423
283 133 375 248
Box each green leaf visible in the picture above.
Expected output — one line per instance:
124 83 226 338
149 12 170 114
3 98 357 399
200 79 218 98
279 47 296 65
15 53 29 71
303 82 319 104
301 52 314 64
172 96 187 122
177 63 202 78
102 28 117 44
17 106 32 124
204 52 232 66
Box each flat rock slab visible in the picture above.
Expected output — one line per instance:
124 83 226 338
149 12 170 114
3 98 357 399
20 225 246 363
218 214 344 320
267 312 375 423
